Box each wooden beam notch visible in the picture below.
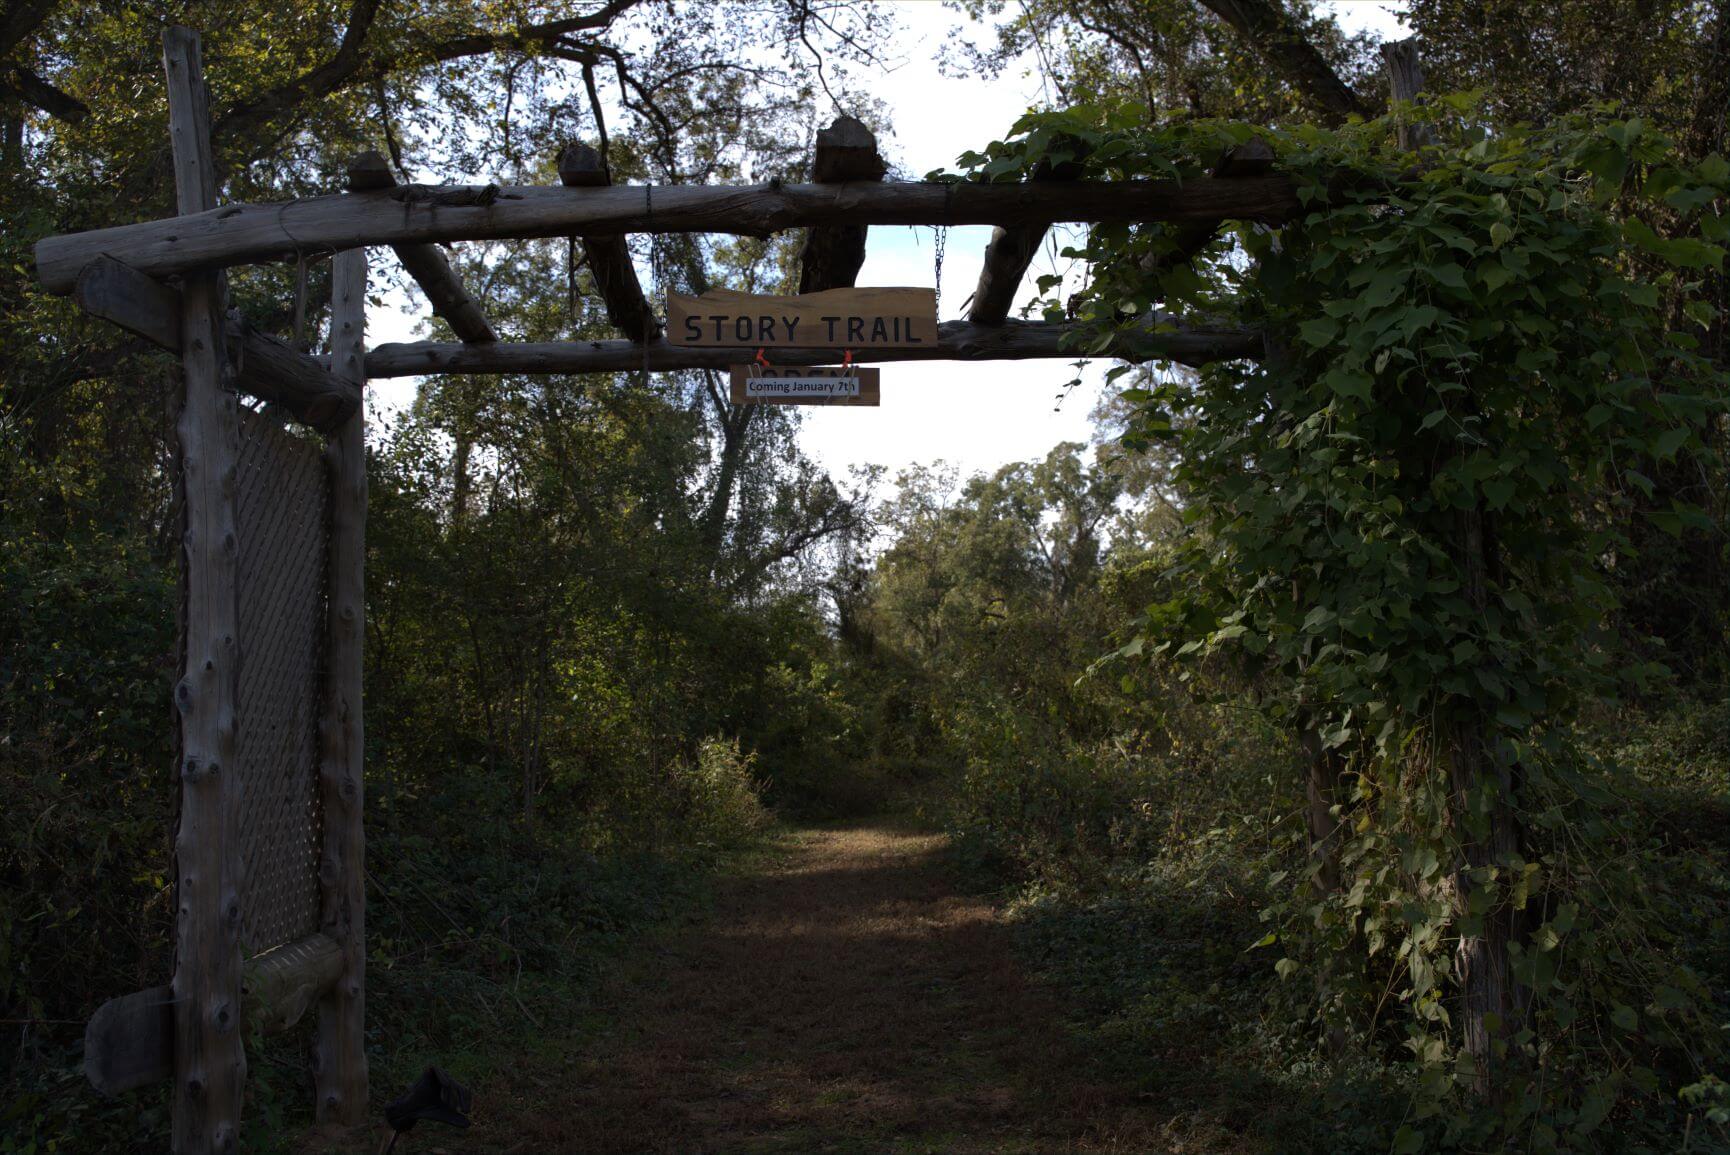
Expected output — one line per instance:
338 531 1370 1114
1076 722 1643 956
557 142 660 343
797 115 887 294
345 151 497 344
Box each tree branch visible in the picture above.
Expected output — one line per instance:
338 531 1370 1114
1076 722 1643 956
4 62 87 122
212 0 643 148
1194 0 1371 125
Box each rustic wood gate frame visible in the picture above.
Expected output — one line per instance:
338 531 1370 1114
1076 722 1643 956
40 26 1312 1155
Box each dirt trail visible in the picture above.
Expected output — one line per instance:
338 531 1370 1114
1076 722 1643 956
450 826 1168 1153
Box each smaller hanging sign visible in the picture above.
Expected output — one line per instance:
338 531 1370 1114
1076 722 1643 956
730 365 881 406
670 287 937 348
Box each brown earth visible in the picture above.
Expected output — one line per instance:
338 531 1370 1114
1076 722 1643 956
420 825 1198 1154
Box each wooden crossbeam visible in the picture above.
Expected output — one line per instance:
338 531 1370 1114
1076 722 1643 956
73 256 359 430
557 143 659 342
364 317 1261 377
345 151 497 344
798 116 886 293
34 176 1305 294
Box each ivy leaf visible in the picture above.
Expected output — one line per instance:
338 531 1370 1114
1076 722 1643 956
1392 1126 1424 1154
1298 318 1338 347
1483 477 1517 510
1325 369 1373 402
1428 263 1467 289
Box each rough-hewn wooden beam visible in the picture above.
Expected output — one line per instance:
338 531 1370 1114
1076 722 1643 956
314 246 368 1129
73 255 359 430
798 115 886 293
557 142 659 342
364 317 1262 377
84 935 346 1098
34 176 1306 294
344 151 497 343
163 26 245 1155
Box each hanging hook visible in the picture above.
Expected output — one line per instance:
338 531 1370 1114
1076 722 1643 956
754 347 772 369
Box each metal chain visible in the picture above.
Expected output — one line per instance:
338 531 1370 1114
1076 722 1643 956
933 223 947 315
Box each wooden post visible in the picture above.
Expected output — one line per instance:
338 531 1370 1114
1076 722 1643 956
314 245 368 1127
1383 37 1514 1092
163 26 246 1155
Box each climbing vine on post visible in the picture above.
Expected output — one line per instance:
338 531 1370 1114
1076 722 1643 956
952 98 1728 1139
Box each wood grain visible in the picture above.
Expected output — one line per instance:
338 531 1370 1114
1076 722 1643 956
34 176 1307 294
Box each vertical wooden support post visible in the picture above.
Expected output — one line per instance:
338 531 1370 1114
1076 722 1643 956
315 246 368 1127
163 26 246 1155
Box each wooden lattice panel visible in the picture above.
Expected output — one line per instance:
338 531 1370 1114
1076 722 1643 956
234 406 328 954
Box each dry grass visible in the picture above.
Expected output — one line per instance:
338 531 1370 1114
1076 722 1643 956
381 825 1204 1154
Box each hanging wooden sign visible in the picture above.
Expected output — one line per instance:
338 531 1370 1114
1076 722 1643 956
730 365 881 406
669 287 937 348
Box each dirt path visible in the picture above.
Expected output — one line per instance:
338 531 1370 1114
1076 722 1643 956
448 826 1170 1153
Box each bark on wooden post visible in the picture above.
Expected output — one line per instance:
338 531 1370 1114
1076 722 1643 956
163 26 246 1155
1384 36 1515 1091
314 245 368 1127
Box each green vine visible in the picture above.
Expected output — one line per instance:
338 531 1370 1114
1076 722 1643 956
949 100 1729 1148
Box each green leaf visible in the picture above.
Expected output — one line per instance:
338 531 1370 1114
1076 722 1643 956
1610 1004 1638 1032
1428 263 1467 289
1298 318 1338 347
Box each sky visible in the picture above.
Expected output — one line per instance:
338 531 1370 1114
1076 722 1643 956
370 1 1409 484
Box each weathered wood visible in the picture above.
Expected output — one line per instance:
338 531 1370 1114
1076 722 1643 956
85 985 175 1097
1382 40 1435 151
314 245 368 1128
73 256 359 430
84 935 348 1098
244 933 346 1035
557 142 659 342
164 26 246 1155
344 151 497 344
668 287 937 348
365 317 1262 377
34 175 1307 294
798 116 885 294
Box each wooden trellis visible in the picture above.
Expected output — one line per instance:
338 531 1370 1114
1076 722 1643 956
42 26 1289 1155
